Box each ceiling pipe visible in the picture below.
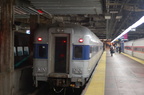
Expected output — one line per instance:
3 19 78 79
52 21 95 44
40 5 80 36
124 5 144 12
113 0 140 38
110 0 132 38
15 7 27 14
113 11 132 38
41 9 53 19
106 0 121 39
28 7 53 19
19 7 37 14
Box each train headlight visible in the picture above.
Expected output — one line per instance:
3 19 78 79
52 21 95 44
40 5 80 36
72 68 82 74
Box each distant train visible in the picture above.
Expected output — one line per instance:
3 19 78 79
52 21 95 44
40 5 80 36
124 38 144 60
33 24 103 88
14 32 30 68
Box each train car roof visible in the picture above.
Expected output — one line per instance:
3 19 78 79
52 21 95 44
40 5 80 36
52 23 102 42
35 24 102 44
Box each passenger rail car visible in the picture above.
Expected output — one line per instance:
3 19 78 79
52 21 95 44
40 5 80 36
33 24 103 88
124 38 144 60
14 32 30 68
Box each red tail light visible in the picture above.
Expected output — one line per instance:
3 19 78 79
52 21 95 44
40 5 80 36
38 37 42 41
63 40 66 43
60 54 65 57
79 38 84 43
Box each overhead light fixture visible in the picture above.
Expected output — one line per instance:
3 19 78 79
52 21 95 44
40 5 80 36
111 16 144 43
110 11 118 14
105 13 111 19
105 16 111 19
116 15 122 19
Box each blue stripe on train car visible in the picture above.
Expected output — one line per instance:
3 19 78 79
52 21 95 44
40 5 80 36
73 45 90 60
34 44 48 59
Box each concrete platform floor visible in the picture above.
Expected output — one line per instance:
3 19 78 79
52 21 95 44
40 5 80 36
83 49 144 95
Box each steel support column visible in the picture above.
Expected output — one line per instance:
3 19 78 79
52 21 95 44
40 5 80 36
29 15 39 64
106 19 111 39
0 0 14 95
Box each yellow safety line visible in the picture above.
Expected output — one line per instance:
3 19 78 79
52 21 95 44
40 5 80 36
122 53 144 64
84 51 106 95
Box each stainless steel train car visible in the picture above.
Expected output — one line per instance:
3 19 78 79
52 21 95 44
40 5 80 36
124 38 144 60
33 24 103 88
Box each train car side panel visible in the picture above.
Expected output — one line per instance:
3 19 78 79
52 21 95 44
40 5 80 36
133 38 144 60
124 41 133 55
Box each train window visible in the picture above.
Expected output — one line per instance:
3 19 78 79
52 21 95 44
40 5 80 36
14 47 16 56
90 46 92 53
142 48 144 52
134 47 144 52
96 46 98 52
24 46 29 55
34 44 48 58
17 47 23 56
74 46 82 58
134 47 137 51
125 46 132 50
94 46 95 53
39 46 47 58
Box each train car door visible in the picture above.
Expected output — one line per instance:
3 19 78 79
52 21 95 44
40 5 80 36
51 34 70 73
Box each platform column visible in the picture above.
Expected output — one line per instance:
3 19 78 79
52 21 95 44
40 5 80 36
0 0 14 95
29 15 39 64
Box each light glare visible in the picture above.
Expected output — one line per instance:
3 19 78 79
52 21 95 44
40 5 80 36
26 30 30 34
111 16 144 43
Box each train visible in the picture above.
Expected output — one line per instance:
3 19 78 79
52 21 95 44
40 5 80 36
124 38 144 60
14 32 30 68
33 24 103 88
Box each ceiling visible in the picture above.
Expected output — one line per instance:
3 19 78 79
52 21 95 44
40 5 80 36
3 0 144 41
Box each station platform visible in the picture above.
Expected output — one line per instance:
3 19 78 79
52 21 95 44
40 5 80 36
82 49 144 95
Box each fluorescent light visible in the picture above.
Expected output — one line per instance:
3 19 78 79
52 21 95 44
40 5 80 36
111 16 144 43
131 28 136 31
105 16 111 19
116 15 122 19
131 16 144 28
110 11 118 13
105 13 111 19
